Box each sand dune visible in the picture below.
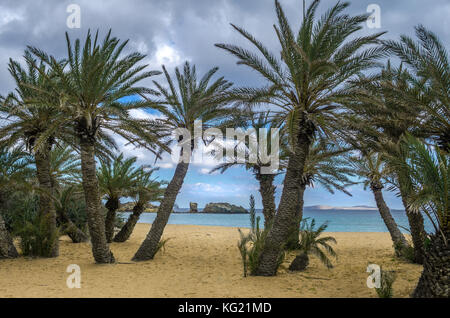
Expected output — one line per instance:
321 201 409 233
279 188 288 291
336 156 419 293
0 224 422 298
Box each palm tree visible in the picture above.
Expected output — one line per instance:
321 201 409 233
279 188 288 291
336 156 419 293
345 63 427 263
28 30 167 263
212 123 353 249
0 52 70 257
49 144 81 188
0 147 32 258
48 145 86 243
54 185 89 243
210 111 282 228
216 0 385 275
0 213 17 259
349 152 411 256
132 62 233 261
114 168 165 242
289 218 337 271
402 136 449 298
285 140 355 249
97 154 140 242
384 26 450 153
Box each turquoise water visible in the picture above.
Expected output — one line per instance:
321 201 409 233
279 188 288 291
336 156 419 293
119 209 434 233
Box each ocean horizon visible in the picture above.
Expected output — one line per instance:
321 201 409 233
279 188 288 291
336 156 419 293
119 208 434 233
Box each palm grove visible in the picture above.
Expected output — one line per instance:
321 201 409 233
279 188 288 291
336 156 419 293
0 0 448 298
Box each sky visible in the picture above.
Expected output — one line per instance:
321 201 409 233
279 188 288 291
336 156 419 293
0 0 448 209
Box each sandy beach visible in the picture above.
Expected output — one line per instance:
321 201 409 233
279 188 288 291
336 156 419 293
0 224 422 298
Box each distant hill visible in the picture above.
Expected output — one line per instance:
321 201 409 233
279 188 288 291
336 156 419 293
305 205 377 211
304 205 404 212
171 205 405 213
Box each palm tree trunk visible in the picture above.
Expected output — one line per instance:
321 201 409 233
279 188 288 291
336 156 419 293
289 251 309 271
256 173 276 228
133 156 190 261
370 182 410 256
57 208 89 243
113 202 144 243
80 138 115 263
65 222 89 243
104 197 119 243
254 128 312 276
285 184 306 250
412 233 449 298
0 212 18 259
397 176 426 264
35 145 59 257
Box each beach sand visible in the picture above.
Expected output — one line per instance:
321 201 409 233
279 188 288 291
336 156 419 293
0 224 422 298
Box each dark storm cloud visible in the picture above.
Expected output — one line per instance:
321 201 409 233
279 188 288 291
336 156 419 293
0 0 449 93
1 0 448 209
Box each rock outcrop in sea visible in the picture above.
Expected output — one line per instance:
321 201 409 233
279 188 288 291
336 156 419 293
189 202 198 213
202 202 248 214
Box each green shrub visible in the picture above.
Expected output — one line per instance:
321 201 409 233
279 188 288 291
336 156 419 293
393 227 416 262
375 268 397 298
11 195 59 257
249 195 256 230
65 199 87 231
394 242 416 263
1 191 32 231
237 230 251 277
238 214 284 277
16 215 60 257
156 238 170 255
296 218 337 270
9 193 39 228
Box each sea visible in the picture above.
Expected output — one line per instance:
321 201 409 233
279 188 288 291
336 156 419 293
118 208 434 233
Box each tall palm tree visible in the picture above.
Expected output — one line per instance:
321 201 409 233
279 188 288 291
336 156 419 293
350 152 411 256
0 147 32 258
345 63 427 263
216 0 385 275
212 125 353 249
132 62 233 261
114 168 165 242
0 52 70 257
97 154 140 242
402 136 449 298
28 30 167 263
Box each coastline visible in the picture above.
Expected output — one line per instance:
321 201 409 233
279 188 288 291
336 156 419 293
117 210 424 233
0 224 422 298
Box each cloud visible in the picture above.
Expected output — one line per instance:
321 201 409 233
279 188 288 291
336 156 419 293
150 41 185 68
2 0 447 95
183 181 258 199
188 182 224 193
0 6 25 30
199 168 211 175
111 108 165 165
199 167 221 175
156 162 174 169
1 0 442 210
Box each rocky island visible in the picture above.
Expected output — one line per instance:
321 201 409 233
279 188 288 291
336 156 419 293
202 202 248 214
189 202 198 213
